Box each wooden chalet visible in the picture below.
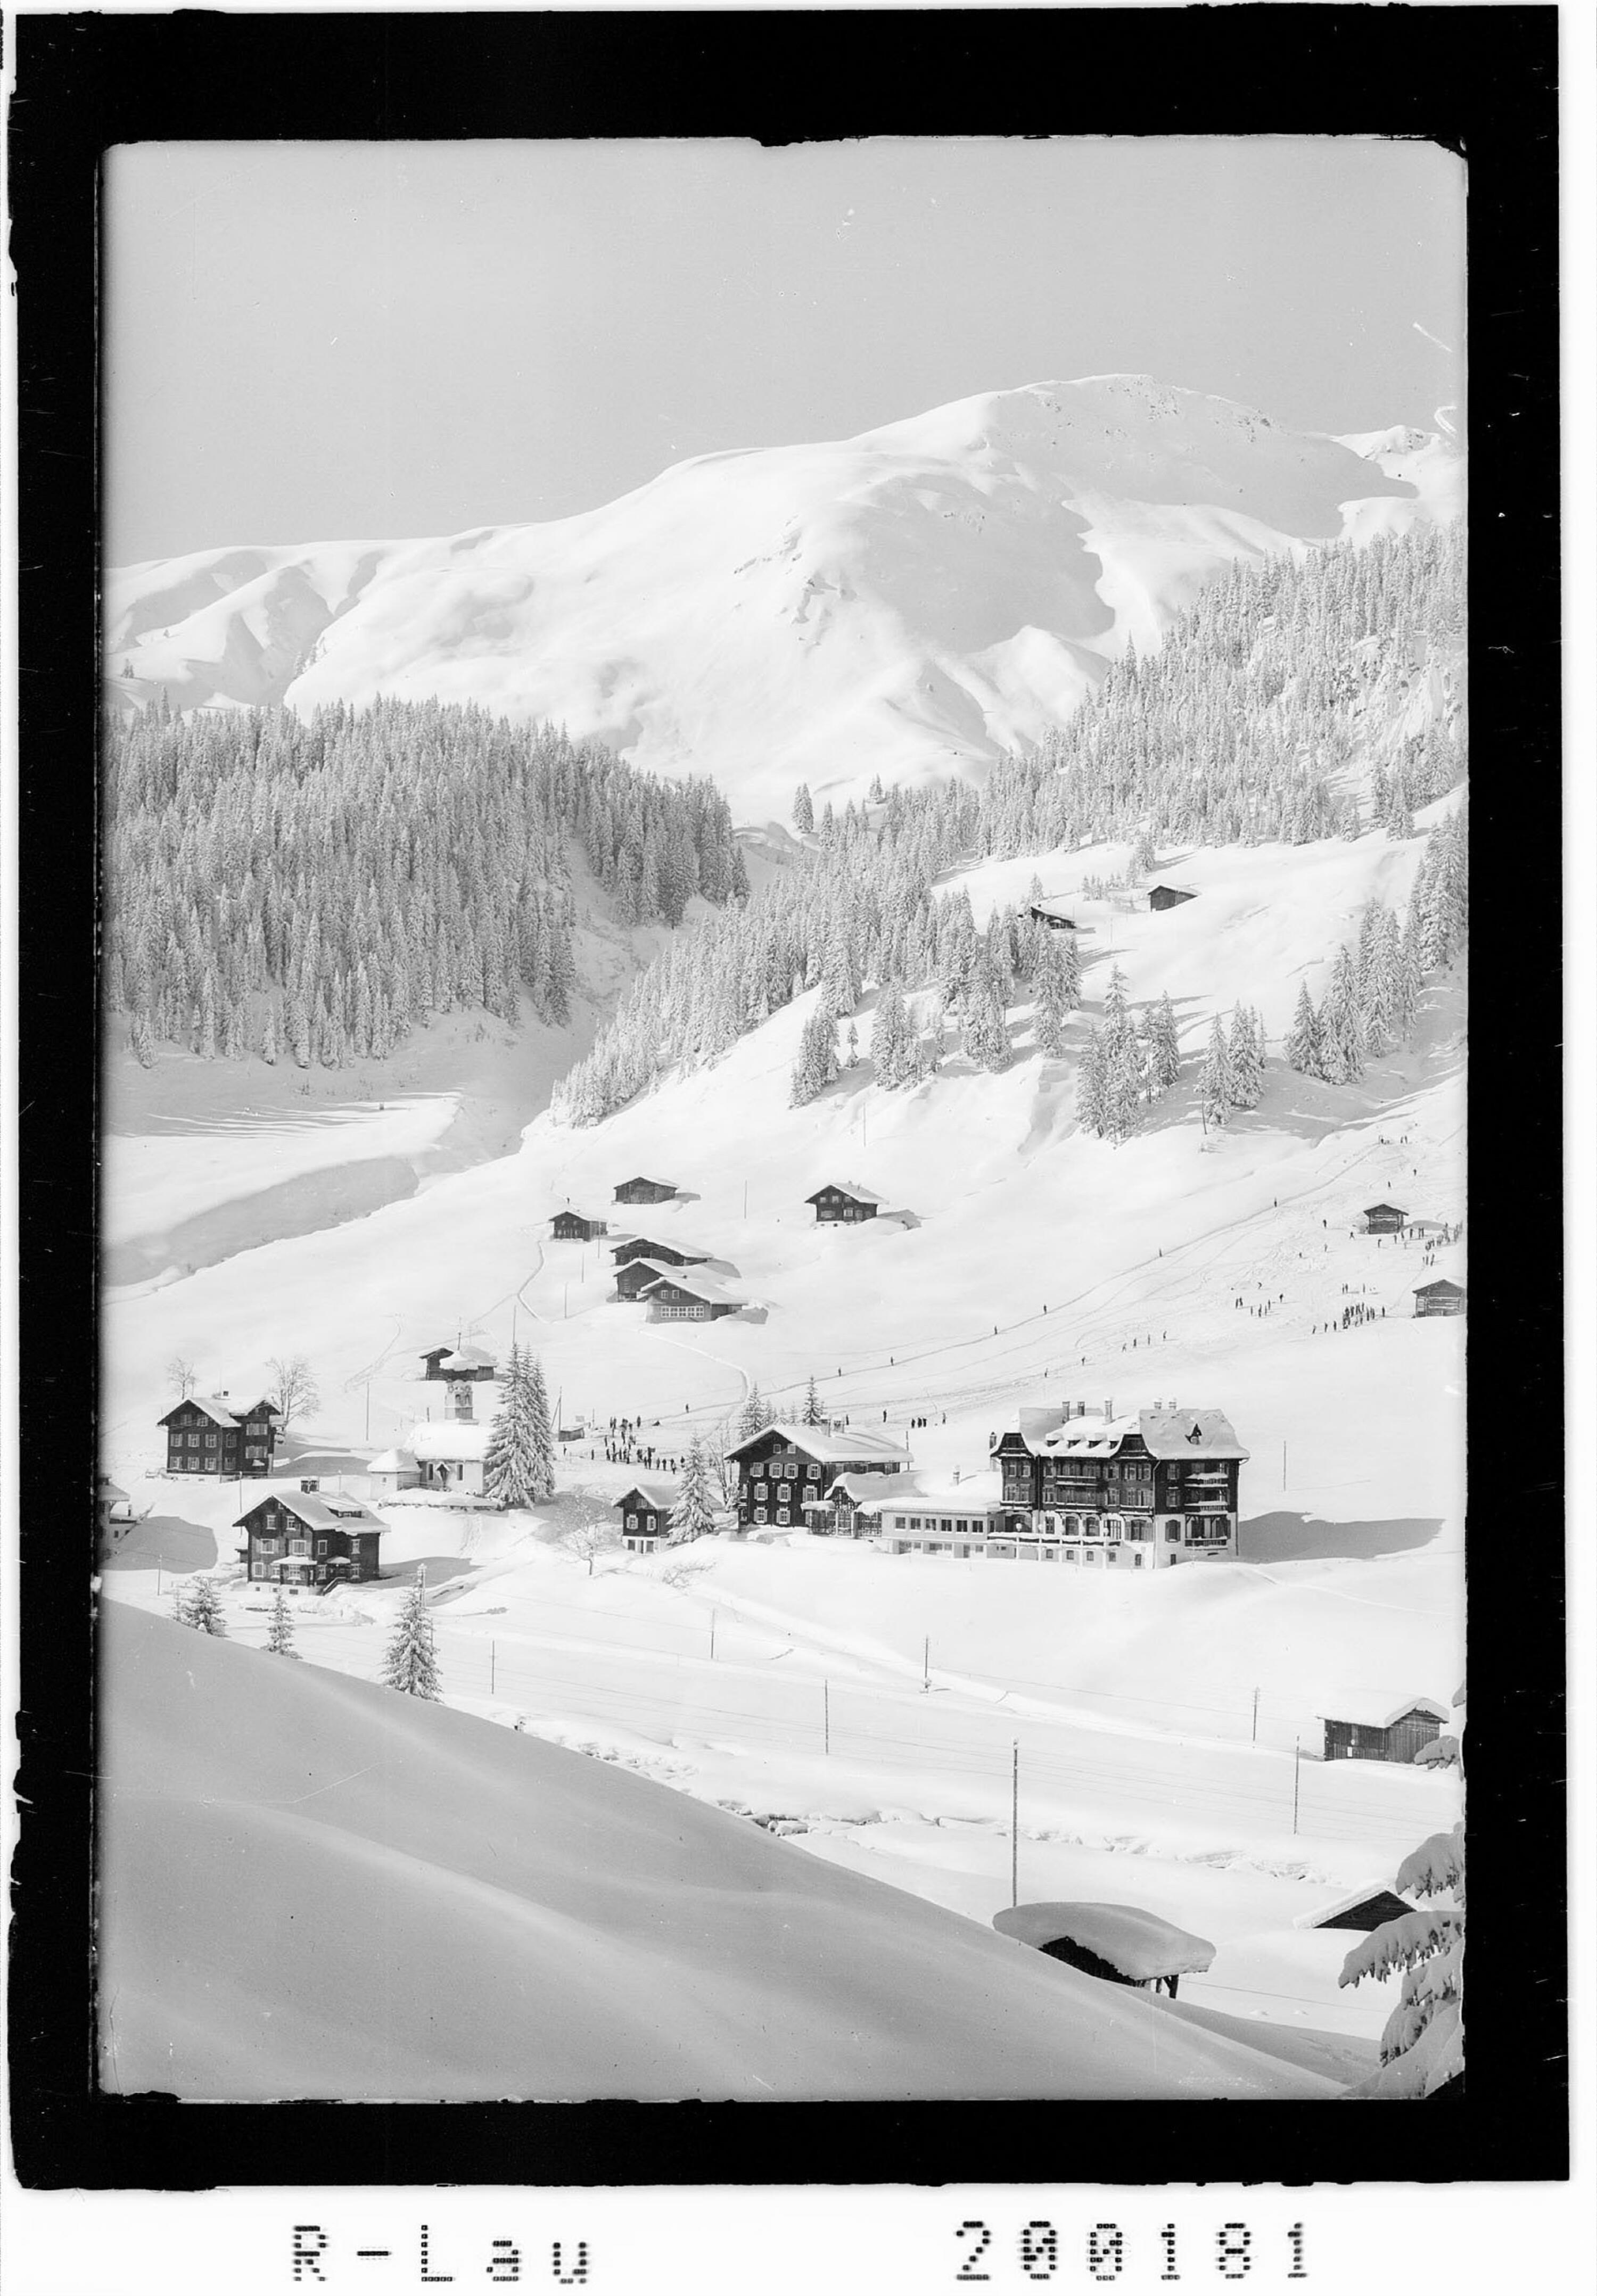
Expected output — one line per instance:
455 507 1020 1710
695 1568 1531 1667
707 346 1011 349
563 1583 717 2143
725 1421 909 1530
235 1484 385 1589
993 1902 1215 2000
1362 1202 1408 1234
807 1181 882 1225
1413 1278 1466 1317
615 1254 702 1304
616 1483 677 1552
160 1393 281 1477
551 1209 609 1242
989 1401 1247 1568
640 1270 744 1323
419 1343 498 1382
1147 884 1197 912
1321 1697 1448 1766
613 1176 678 1206
1027 900 1079 933
611 1234 712 1271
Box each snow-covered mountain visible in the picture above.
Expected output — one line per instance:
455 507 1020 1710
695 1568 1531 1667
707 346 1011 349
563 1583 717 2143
104 375 1462 822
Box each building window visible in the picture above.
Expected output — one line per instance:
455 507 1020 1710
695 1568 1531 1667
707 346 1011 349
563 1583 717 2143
185 1457 199 1471
1083 1516 1101 1537
205 1432 218 1448
316 1541 327 1557
188 1432 201 1447
252 1563 265 1579
755 1483 768 1500
290 1539 310 1556
1065 1548 1079 1562
625 1513 637 1529
776 1508 789 1526
1165 1522 1181 1542
755 1507 768 1525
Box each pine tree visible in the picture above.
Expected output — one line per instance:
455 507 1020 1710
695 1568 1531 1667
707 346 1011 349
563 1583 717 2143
961 981 1010 1072
792 783 815 834
1075 1025 1107 1136
737 1384 768 1443
1340 1822 1465 2097
790 1005 840 1106
381 1568 441 1699
871 980 910 1087
669 1433 719 1545
183 1576 227 1636
266 1587 296 1655
1198 1017 1232 1133
1226 1003 1263 1108
1286 981 1324 1078
1321 945 1366 1082
802 1374 825 1426
1143 992 1182 1095
1033 932 1075 1058
485 1347 557 1508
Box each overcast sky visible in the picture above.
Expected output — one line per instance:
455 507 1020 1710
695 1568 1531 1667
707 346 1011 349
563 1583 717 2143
104 137 1464 565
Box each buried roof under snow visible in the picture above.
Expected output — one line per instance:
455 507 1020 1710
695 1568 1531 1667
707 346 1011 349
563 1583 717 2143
994 1902 1217 1981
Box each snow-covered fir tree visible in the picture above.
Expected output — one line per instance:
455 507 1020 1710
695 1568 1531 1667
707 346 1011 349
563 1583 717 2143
790 1004 841 1106
669 1434 719 1545
1286 981 1324 1079
1340 1822 1465 2098
1075 1025 1106 1136
1032 930 1079 1058
266 1587 296 1655
180 1576 226 1636
483 1345 556 1507
802 1374 825 1426
1141 990 1182 1096
792 782 814 833
381 1568 441 1699
870 980 911 1086
736 1384 770 1443
961 981 1010 1072
1320 945 1367 1083
1198 1017 1232 1133
1226 1003 1263 1108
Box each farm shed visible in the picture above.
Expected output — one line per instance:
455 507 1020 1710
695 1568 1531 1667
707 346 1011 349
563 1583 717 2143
613 1177 679 1206
550 1209 609 1242
1321 1697 1448 1765
1361 1203 1407 1234
993 1902 1216 1998
1413 1279 1466 1317
1147 885 1197 912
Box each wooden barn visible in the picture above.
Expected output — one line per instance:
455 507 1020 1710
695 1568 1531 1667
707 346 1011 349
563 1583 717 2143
550 1209 609 1243
418 1343 498 1382
640 1270 745 1322
1027 899 1079 933
1413 1278 1466 1317
725 1422 910 1530
1362 1202 1408 1234
234 1484 386 1589
807 1181 882 1224
1147 884 1197 912
613 1176 678 1206
615 1483 677 1552
614 1254 706 1304
1322 1697 1448 1765
992 1902 1216 2000
611 1235 712 1271
159 1394 281 1477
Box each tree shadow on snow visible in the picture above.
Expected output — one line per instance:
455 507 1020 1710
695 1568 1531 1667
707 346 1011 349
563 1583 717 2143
1238 1512 1445 1564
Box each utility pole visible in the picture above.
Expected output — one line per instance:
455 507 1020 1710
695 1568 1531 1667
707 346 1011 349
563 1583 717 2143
563 1284 569 1320
490 1642 496 1696
1251 1687 1260 1744
743 1180 748 1220
1011 1741 1020 1908
824 1679 830 1756
1293 1736 1302 1834
923 1635 930 1694
365 1383 371 1442
710 1609 717 1662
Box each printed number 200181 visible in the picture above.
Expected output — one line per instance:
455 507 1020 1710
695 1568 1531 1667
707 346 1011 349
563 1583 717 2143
955 2220 1308 2283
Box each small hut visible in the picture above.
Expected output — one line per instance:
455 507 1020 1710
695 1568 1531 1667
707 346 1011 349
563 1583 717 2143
611 1233 711 1269
366 1447 422 1499
993 1902 1216 2000
613 1176 678 1206
1147 885 1197 912
1362 1203 1408 1234
807 1182 882 1225
1296 1884 1417 1934
1413 1278 1466 1317
551 1210 608 1243
419 1343 498 1382
1321 1696 1448 1765
1027 899 1079 933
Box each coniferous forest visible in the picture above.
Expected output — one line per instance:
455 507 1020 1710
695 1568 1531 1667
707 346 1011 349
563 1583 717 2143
103 699 745 1068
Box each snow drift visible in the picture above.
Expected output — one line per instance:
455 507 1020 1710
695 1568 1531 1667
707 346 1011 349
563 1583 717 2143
96 1604 1343 2101
103 375 1458 820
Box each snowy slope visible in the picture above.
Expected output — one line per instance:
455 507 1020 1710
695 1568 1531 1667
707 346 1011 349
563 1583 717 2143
97 1602 1343 2100
103 376 1458 821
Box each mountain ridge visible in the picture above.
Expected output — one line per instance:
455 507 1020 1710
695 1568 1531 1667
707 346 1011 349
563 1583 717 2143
105 375 1463 823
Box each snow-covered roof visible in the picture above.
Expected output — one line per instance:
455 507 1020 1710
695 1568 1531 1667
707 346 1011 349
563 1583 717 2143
440 1346 497 1373
845 1468 1003 1513
98 1475 130 1502
1002 1406 1249 1462
614 1175 676 1193
1293 1882 1413 1932
408 1421 493 1462
993 1902 1216 1981
164 1394 238 1428
1320 1694 1448 1730
1413 1279 1465 1297
235 1490 386 1534
726 1421 911 1465
618 1483 679 1514
366 1449 419 1474
1029 899 1077 922
638 1269 746 1308
1404 1218 1450 1233
613 1236 712 1262
806 1180 883 1205
1363 1202 1407 1218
